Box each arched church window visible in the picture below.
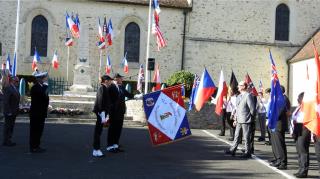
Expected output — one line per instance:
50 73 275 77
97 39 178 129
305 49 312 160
275 4 290 41
30 15 48 57
124 22 140 63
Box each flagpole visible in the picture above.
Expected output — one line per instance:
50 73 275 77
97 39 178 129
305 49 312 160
99 49 102 80
14 0 21 74
67 46 70 81
144 0 152 94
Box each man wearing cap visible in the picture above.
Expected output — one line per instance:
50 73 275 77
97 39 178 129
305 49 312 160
225 81 256 158
2 75 20 146
106 73 134 153
92 75 113 157
29 72 49 153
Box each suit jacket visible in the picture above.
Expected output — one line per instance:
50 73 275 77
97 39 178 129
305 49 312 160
108 83 134 115
30 82 49 118
236 91 256 124
3 84 20 116
93 84 110 114
277 95 291 132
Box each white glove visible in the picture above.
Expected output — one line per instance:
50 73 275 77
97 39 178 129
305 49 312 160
99 111 106 123
134 94 143 99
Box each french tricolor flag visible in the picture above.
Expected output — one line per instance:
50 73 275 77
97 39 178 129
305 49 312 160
32 49 40 71
65 37 73 46
122 53 128 74
66 13 80 38
107 18 113 46
105 55 111 75
6 53 11 73
194 68 216 111
52 50 59 70
98 18 105 43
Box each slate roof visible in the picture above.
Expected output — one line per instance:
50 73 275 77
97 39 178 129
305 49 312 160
288 28 320 63
93 0 192 9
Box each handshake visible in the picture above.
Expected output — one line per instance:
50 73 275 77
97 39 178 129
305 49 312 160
99 111 109 123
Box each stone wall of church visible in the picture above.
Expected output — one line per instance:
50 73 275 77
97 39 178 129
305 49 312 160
1 0 320 102
184 0 320 101
0 0 185 83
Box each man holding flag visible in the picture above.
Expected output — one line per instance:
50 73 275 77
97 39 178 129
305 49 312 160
267 50 291 170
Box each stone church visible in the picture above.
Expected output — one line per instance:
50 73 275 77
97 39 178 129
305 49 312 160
0 0 319 102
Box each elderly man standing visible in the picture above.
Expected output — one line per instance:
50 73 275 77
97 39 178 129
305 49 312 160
225 81 256 158
29 72 49 153
106 73 134 153
2 75 20 146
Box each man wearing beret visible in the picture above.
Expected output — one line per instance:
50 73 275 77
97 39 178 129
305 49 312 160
29 72 49 153
106 73 134 153
92 75 113 157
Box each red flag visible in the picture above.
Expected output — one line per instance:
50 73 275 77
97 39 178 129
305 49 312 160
215 70 228 115
152 64 161 91
302 41 320 137
245 73 258 96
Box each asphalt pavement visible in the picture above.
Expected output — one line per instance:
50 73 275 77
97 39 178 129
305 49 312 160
0 122 319 179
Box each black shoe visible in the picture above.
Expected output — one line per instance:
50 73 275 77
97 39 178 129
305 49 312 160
277 164 287 170
240 153 251 159
30 147 46 153
218 133 225 136
294 171 307 178
257 137 265 142
228 138 234 141
224 149 235 156
107 148 118 153
269 162 280 167
3 142 16 147
115 148 125 152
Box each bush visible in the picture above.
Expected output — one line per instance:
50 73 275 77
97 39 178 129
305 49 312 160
166 70 194 97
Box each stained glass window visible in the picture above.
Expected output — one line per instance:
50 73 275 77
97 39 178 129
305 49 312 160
275 4 290 41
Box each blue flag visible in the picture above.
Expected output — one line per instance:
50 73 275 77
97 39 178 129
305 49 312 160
6 53 11 73
12 52 17 76
188 74 200 111
267 50 285 131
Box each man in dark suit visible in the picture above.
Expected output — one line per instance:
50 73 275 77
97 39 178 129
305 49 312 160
2 75 20 146
225 81 256 158
29 72 49 153
269 86 290 170
92 75 113 157
106 73 134 153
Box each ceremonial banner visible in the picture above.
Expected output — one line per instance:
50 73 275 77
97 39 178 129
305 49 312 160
143 85 191 146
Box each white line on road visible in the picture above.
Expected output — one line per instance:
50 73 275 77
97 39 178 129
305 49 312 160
202 130 295 179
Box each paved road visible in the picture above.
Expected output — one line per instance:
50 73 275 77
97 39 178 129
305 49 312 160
0 122 318 179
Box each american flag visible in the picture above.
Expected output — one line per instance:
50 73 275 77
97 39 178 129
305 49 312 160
137 64 144 93
151 0 166 51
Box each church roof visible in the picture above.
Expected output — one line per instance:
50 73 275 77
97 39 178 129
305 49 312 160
93 0 192 9
288 28 320 63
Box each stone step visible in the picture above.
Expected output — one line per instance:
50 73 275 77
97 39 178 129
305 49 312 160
49 94 96 102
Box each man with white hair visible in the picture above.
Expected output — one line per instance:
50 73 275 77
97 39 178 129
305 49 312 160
225 81 256 158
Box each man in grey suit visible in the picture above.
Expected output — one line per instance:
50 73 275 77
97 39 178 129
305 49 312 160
225 81 256 158
2 76 20 146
